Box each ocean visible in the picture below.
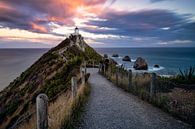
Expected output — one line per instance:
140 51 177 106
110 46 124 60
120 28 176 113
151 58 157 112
0 48 194 91
0 49 49 91
95 47 195 76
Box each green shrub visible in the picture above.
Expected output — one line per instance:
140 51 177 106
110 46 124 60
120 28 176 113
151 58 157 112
41 56 82 99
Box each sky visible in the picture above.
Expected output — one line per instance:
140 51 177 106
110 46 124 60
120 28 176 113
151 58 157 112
0 0 195 48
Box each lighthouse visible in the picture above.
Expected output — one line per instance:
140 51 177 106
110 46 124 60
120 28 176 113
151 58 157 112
74 27 79 35
69 27 85 52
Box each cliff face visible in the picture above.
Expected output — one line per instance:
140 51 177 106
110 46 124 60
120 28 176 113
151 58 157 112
0 35 102 129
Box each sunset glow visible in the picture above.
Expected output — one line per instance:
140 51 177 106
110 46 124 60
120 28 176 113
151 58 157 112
0 0 194 47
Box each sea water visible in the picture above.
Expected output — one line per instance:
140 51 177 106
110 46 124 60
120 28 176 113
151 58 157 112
95 47 195 76
0 48 195 91
0 49 48 91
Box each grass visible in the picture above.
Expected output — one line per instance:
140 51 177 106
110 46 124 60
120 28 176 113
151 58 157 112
17 83 91 129
174 67 195 85
62 83 91 129
41 56 82 99
101 64 195 126
0 35 102 128
179 66 195 81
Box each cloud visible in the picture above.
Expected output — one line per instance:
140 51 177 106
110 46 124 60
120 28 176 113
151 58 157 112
30 22 48 33
150 0 173 3
0 0 107 33
0 28 63 44
157 40 193 47
0 40 53 48
84 9 195 42
0 0 194 47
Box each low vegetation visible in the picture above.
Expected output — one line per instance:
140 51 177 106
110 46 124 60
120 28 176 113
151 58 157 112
42 56 82 99
0 35 102 129
172 66 195 84
101 63 195 127
18 83 91 129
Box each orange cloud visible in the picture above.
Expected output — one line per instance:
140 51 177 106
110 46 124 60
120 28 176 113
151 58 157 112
30 22 47 33
48 0 107 20
0 1 13 10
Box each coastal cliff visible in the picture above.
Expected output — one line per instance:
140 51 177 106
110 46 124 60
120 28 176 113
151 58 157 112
0 34 102 129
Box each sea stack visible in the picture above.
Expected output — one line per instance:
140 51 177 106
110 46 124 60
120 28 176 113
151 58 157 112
122 56 131 62
133 57 148 70
112 54 119 57
154 64 160 68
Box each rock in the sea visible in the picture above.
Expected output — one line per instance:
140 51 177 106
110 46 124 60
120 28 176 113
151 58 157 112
154 64 160 68
133 57 148 70
122 56 131 62
104 54 108 58
112 54 119 57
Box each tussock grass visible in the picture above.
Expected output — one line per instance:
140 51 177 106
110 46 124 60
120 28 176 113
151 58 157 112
18 83 90 129
62 83 90 129
102 64 194 126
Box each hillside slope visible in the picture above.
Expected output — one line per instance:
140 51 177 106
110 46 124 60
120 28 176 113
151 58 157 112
0 34 102 129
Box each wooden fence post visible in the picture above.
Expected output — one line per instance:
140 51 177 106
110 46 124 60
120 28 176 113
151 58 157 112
71 77 77 99
82 71 85 85
84 61 87 75
103 64 106 75
98 63 101 72
150 73 156 97
116 66 119 85
36 94 48 129
80 66 83 77
128 69 132 90
100 64 103 73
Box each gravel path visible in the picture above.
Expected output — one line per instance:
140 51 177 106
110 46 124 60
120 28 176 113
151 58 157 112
78 68 192 129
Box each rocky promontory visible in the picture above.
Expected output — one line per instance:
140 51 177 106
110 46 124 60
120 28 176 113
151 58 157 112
0 34 102 129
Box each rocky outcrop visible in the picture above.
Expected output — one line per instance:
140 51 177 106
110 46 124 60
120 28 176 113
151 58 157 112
133 57 148 70
112 54 119 57
104 54 108 58
122 56 131 62
154 64 160 68
0 34 102 129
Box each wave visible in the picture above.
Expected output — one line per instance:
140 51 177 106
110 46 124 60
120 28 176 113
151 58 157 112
131 59 136 62
159 75 174 78
148 66 165 72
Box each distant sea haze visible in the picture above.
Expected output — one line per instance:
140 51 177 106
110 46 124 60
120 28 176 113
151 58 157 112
0 48 195 91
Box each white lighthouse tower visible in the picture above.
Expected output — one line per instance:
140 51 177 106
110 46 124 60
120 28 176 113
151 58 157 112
74 27 79 35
